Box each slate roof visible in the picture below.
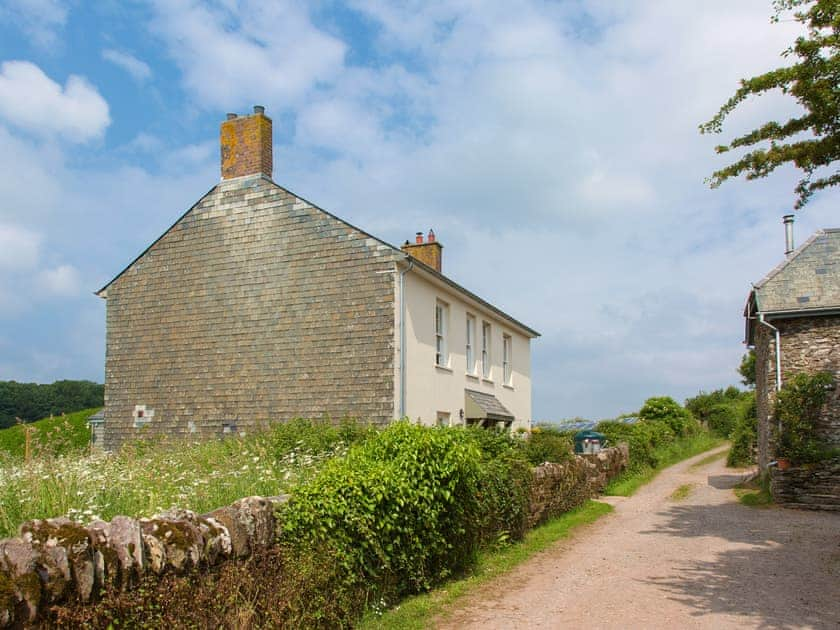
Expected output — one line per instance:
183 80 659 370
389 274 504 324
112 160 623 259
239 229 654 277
97 175 539 339
751 228 840 315
465 389 514 421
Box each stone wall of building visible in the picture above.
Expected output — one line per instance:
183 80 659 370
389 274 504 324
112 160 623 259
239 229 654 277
755 315 840 471
102 175 401 450
0 446 628 626
770 457 840 511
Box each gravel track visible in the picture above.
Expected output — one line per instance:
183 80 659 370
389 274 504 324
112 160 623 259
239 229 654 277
436 446 840 629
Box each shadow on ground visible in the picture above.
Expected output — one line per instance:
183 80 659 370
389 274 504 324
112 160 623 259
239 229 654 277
640 496 840 629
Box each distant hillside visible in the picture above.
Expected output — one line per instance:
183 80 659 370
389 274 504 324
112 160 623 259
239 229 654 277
0 407 100 459
0 380 104 428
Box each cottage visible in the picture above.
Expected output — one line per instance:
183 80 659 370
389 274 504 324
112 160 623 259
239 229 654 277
97 107 539 450
745 216 840 471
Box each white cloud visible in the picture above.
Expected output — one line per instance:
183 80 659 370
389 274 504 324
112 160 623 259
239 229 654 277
102 49 153 82
0 61 110 142
0 224 41 270
36 264 81 296
149 0 345 110
1 0 67 49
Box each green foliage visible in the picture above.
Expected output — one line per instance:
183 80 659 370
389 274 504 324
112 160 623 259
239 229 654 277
700 0 840 208
281 423 538 607
728 394 758 467
0 407 98 459
739 350 756 387
282 423 484 597
685 387 753 438
639 396 699 437
774 371 834 463
0 380 104 428
519 426 573 466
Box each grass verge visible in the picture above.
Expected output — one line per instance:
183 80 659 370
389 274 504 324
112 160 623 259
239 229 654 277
604 434 724 497
690 449 728 471
360 500 613 630
668 483 694 501
734 477 773 507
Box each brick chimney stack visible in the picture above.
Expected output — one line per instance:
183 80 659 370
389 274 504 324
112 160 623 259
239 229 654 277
220 106 273 180
401 229 443 272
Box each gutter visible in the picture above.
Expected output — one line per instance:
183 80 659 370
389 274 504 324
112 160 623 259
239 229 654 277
758 313 782 392
399 258 414 418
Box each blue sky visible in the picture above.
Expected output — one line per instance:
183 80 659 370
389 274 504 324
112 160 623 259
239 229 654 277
0 0 836 421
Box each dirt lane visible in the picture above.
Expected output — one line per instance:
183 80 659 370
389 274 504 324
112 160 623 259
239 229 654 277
436 447 840 629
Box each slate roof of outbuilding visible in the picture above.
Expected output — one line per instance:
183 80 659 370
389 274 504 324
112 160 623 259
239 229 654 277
752 228 840 315
465 389 514 420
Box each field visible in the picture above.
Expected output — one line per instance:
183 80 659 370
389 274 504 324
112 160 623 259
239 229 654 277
0 418 369 538
0 407 99 459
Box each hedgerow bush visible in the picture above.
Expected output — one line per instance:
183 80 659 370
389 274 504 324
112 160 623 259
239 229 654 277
685 387 753 438
283 424 483 597
281 422 537 612
639 396 699 437
519 427 574 465
728 394 757 467
774 371 834 464
597 396 700 470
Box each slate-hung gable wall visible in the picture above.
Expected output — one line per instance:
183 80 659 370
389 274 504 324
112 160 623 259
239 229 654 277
103 176 400 450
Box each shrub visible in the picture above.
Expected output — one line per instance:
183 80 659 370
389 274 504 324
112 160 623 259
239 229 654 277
639 396 698 437
685 387 752 438
595 421 658 469
282 423 485 598
728 394 757 467
774 371 834 464
518 427 573 466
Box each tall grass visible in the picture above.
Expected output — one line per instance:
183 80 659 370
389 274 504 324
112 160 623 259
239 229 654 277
0 418 371 538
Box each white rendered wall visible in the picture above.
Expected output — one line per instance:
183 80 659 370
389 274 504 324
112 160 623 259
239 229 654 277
398 268 533 431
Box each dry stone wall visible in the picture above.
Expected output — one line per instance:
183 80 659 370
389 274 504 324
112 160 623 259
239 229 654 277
770 457 840 511
529 444 628 528
0 446 628 627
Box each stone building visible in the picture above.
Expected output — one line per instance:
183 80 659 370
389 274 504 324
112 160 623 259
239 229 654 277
745 217 840 470
97 108 539 450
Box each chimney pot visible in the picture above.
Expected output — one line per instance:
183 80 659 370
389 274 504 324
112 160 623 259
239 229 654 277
253 105 265 115
783 214 795 255
415 232 424 244
427 229 436 243
226 113 237 120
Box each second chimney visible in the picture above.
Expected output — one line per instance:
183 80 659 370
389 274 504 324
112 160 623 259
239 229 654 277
784 214 795 256
402 229 443 272
220 106 273 180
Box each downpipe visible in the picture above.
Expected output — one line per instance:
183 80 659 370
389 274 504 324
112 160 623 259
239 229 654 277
399 259 413 418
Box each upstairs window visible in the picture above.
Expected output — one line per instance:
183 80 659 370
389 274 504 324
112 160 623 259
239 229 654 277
503 334 512 385
481 321 491 379
466 315 476 374
435 301 449 367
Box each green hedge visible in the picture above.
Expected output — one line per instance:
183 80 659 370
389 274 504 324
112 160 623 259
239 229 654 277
282 423 536 607
597 396 701 470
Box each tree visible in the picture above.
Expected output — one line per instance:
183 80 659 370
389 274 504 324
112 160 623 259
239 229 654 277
700 0 840 208
739 350 757 387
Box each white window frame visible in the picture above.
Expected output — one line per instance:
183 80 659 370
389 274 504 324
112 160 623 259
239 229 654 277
466 314 476 375
481 321 491 379
435 301 449 367
503 334 512 385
